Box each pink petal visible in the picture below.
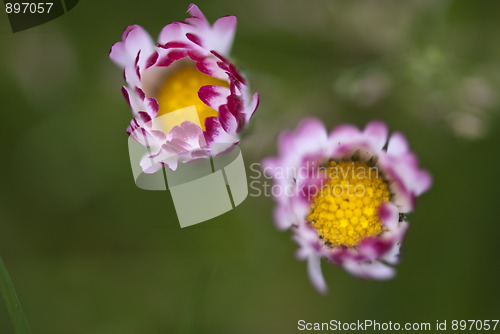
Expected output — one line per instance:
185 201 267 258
277 118 328 158
343 260 395 280
158 21 190 45
414 169 433 196
307 255 328 294
273 205 294 230
158 41 192 49
244 92 260 121
198 85 231 110
377 202 399 230
211 15 237 55
328 124 361 146
139 154 164 174
186 33 204 47
187 3 208 22
387 132 409 156
196 58 227 80
110 25 155 69
124 66 141 87
218 106 239 134
145 51 158 69
357 237 394 260
167 121 207 149
364 121 388 150
109 42 127 67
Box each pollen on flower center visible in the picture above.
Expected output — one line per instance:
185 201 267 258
307 160 390 248
156 66 228 130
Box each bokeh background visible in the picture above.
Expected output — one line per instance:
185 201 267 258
1 0 500 333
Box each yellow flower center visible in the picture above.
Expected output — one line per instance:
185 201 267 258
156 66 228 130
307 161 390 247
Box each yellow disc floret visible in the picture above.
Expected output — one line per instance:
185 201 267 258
156 66 228 130
307 161 390 247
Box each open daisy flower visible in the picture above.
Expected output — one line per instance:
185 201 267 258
262 118 432 293
110 4 259 172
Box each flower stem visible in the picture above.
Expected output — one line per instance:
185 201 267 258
0 256 32 334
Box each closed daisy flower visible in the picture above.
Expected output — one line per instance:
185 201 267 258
110 3 259 172
262 119 432 293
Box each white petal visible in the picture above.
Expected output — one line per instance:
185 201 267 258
307 255 328 294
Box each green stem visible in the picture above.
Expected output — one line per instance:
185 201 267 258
0 256 32 334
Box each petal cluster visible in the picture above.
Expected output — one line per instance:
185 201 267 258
110 4 259 171
262 118 432 293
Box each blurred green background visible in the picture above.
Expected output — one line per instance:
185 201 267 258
1 0 500 333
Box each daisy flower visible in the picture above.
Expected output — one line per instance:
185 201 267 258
262 118 432 293
110 3 259 172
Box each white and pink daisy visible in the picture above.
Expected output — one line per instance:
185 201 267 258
262 118 432 293
110 3 259 172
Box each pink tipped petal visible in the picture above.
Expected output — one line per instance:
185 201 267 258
245 92 260 121
277 131 296 157
187 49 206 61
138 111 151 124
328 124 361 146
122 86 142 115
307 255 328 294
414 169 433 195
364 121 388 150
121 86 131 106
291 197 312 222
152 145 182 171
383 243 403 265
140 154 165 174
211 52 246 85
145 51 159 69
164 160 179 171
186 33 204 47
218 106 239 134
273 205 294 230
145 98 160 118
196 58 227 79
204 117 240 154
187 3 208 22
377 202 399 230
294 224 322 259
343 260 395 280
298 118 328 141
204 116 224 142
382 221 409 264
211 15 237 55
213 15 237 37
134 87 146 101
198 85 232 110
226 94 244 117
158 41 192 49
158 21 190 45
167 121 206 149
124 66 141 87
261 157 281 178
278 118 328 158
387 132 409 156
109 42 128 68
180 121 204 139
121 25 155 69
357 238 394 260
167 49 189 61
156 55 175 67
